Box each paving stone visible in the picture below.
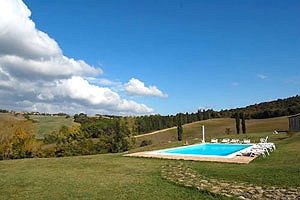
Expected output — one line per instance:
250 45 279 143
161 164 300 200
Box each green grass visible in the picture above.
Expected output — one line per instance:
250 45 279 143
29 115 77 139
0 132 299 200
189 133 300 188
0 155 228 200
136 116 288 146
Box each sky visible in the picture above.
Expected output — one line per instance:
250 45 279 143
0 0 299 115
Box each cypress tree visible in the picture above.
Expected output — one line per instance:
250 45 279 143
235 113 240 134
241 113 246 134
177 123 183 141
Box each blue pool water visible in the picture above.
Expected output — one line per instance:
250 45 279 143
156 143 252 157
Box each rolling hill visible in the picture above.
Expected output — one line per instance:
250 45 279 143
135 116 288 146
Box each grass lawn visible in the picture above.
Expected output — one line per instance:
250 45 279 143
0 132 299 200
189 133 300 188
0 155 227 200
29 115 77 139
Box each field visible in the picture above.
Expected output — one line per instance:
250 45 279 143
0 113 24 121
0 113 35 137
135 116 288 147
0 131 299 200
29 115 77 139
0 114 77 139
0 114 299 199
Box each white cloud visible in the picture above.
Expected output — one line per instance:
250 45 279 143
0 55 100 79
86 77 121 87
98 78 117 86
0 0 101 79
257 74 268 80
0 0 154 115
55 76 153 113
0 0 61 59
124 78 167 97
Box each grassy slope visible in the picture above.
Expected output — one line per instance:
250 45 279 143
0 155 227 200
0 113 34 136
0 133 299 200
0 113 25 122
29 115 77 139
135 116 288 146
0 114 76 139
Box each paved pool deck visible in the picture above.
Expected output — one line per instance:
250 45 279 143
125 151 256 164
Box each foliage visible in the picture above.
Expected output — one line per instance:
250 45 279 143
0 122 40 160
43 117 135 157
235 113 240 134
29 115 75 139
132 95 300 135
134 109 219 135
177 123 183 141
219 95 300 119
44 125 95 157
225 128 231 135
23 113 30 120
140 140 153 147
73 113 90 123
241 112 246 134
0 109 9 113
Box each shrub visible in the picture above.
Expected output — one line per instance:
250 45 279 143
140 140 152 147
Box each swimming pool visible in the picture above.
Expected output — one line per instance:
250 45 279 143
154 143 252 158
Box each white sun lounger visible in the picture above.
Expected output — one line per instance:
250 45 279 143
250 148 268 157
230 139 239 143
238 143 271 157
243 139 251 144
257 142 276 151
211 138 218 143
238 148 267 157
259 136 269 143
252 144 270 156
221 138 230 143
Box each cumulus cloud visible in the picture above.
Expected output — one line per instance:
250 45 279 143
124 78 167 97
56 76 152 113
0 0 154 115
0 0 61 59
0 0 101 79
0 55 100 80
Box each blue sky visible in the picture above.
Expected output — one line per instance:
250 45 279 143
1 0 299 115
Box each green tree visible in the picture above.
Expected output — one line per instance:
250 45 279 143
241 113 246 134
177 123 183 141
235 113 240 134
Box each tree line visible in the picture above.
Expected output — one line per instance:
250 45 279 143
0 114 134 160
132 95 300 135
134 109 220 135
219 95 300 119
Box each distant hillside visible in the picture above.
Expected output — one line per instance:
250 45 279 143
132 95 300 135
135 116 288 146
1 95 299 136
219 95 300 119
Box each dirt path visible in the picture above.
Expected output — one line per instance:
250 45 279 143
134 126 177 138
134 121 204 138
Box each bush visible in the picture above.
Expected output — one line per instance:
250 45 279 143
140 140 152 147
